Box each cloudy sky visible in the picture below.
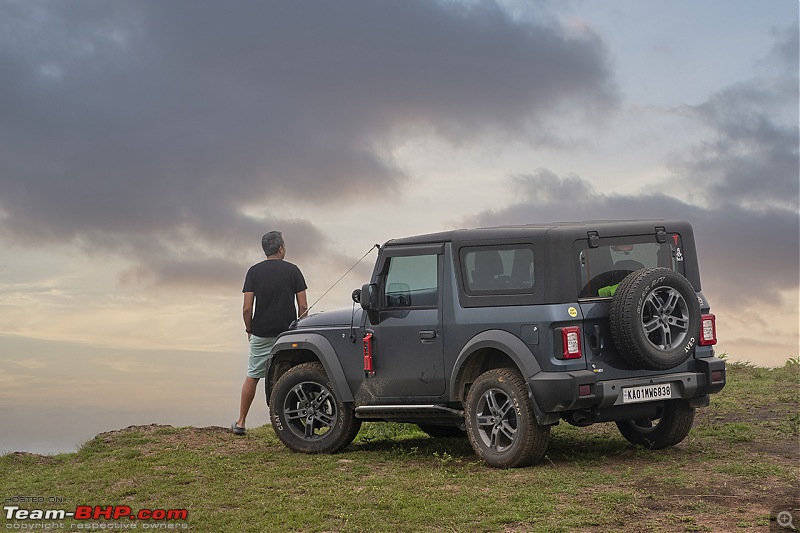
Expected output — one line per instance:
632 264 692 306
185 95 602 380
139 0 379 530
1 0 798 453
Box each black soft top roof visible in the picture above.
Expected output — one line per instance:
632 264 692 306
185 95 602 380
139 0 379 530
384 220 692 247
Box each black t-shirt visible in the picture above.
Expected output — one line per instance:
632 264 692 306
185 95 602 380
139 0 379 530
243 259 307 337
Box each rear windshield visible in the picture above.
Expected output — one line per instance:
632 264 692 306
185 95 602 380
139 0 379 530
577 236 683 299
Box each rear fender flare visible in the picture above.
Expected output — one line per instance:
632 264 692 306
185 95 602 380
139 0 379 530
450 329 543 399
267 333 354 404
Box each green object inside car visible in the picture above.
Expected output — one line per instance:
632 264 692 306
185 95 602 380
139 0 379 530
598 284 619 297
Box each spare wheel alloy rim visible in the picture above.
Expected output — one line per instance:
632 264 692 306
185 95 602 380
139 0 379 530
640 285 690 350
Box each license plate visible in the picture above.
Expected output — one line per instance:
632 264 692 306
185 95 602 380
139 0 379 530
621 383 672 404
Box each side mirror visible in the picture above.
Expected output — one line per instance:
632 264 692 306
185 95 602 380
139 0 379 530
360 283 378 311
351 288 361 303
360 282 380 324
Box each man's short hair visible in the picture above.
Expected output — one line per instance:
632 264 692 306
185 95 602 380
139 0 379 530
261 231 284 256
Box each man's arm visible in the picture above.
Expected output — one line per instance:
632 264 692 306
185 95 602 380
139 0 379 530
296 290 308 319
243 291 255 338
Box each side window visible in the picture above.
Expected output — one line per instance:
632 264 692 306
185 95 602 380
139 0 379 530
384 254 439 308
461 245 535 294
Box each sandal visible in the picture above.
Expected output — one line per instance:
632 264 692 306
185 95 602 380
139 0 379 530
231 422 246 435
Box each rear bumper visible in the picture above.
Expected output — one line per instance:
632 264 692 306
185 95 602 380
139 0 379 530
527 356 726 421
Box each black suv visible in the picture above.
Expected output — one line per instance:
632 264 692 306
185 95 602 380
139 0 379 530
265 220 725 468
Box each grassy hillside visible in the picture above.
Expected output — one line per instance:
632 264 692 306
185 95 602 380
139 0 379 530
2 361 798 532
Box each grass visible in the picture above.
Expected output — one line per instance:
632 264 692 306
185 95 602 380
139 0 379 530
1 360 798 532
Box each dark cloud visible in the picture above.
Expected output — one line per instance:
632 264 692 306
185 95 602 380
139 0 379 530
671 87 798 211
768 23 799 74
468 24 799 310
0 0 617 289
110 215 332 290
669 22 799 211
467 170 799 310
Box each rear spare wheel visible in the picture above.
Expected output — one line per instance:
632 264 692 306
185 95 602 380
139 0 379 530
610 267 701 370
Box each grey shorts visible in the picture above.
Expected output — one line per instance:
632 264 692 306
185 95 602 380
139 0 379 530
248 335 277 379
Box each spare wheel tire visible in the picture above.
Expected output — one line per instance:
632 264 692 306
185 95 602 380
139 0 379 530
610 267 700 370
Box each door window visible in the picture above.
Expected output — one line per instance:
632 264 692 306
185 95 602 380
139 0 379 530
384 254 438 308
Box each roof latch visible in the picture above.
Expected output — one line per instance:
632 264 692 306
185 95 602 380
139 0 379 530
588 231 600 248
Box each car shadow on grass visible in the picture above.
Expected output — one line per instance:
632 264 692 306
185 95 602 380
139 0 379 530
346 422 669 467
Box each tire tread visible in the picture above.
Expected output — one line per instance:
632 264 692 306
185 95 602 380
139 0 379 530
465 368 550 468
610 267 700 370
269 362 361 454
616 400 695 449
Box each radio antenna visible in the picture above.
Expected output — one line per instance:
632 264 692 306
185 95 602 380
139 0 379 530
305 244 380 315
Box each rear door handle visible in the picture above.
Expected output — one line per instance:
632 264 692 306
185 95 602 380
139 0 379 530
419 330 437 340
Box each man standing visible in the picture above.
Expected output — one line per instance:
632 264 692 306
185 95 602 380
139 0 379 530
232 231 308 435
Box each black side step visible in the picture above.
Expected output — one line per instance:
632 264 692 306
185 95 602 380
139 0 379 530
355 405 464 420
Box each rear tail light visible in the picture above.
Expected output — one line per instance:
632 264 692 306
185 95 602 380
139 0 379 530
562 326 582 359
699 314 717 346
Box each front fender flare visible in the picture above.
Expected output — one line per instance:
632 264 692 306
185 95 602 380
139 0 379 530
267 332 354 403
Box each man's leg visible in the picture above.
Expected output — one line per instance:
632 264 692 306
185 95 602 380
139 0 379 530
237 376 259 429
233 335 276 433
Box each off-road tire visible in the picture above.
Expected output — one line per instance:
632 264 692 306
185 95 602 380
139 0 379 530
417 424 465 438
615 399 695 449
465 368 550 468
610 267 701 370
270 362 361 454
